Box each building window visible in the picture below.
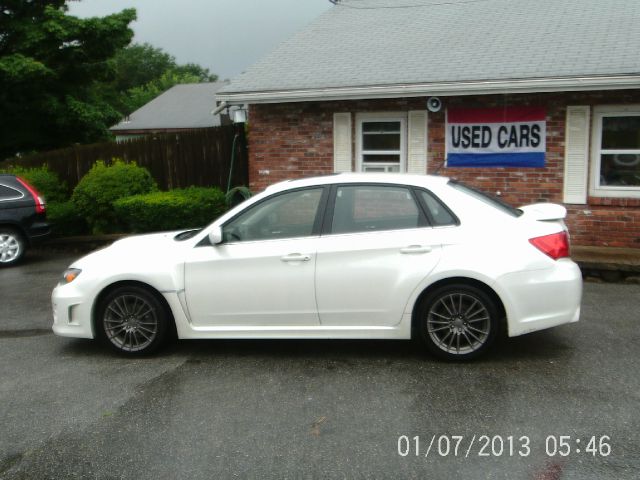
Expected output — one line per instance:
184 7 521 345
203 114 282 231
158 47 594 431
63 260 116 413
591 106 640 198
356 114 406 172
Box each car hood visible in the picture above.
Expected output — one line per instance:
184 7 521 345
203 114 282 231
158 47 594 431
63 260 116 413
71 230 190 271
111 230 185 250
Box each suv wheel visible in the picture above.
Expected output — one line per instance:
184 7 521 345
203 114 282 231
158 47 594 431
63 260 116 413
0 228 25 267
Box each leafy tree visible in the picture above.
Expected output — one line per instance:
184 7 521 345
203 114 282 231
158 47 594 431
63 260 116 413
172 62 217 83
122 69 203 114
113 43 218 114
112 42 175 92
0 1 136 158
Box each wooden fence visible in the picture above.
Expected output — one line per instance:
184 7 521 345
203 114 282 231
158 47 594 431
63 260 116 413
2 125 248 191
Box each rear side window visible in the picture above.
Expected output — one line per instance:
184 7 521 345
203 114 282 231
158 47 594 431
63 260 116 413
418 190 457 226
449 181 523 217
331 185 423 234
0 184 22 200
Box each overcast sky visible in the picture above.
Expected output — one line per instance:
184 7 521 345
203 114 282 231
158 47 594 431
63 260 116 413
68 0 332 80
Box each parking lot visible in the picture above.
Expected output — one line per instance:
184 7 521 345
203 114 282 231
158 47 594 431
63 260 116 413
1 251 639 479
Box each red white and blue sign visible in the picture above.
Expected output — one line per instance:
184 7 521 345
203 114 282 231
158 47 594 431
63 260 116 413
446 107 546 167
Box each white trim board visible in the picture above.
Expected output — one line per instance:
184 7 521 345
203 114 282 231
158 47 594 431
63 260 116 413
218 75 640 105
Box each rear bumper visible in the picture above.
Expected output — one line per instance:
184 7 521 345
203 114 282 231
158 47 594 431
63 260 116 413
27 222 51 246
498 259 582 337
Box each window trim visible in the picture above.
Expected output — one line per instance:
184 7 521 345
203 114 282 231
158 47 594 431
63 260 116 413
0 182 25 202
590 105 640 199
355 112 407 173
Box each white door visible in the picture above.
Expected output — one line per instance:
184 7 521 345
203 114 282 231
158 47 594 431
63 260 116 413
315 184 443 327
184 187 325 327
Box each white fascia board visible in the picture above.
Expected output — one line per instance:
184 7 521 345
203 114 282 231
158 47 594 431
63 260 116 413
217 75 640 105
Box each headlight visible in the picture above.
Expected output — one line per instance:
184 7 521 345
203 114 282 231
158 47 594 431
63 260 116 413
60 268 82 285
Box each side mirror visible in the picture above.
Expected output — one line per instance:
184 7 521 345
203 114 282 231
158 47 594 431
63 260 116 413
208 226 223 245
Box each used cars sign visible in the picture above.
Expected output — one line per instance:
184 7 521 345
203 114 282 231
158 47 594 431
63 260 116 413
446 106 546 167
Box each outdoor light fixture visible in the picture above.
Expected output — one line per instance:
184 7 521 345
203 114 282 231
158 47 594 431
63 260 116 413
232 109 248 124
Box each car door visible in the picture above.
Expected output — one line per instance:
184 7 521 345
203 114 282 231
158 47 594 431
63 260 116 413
315 184 446 327
184 186 327 327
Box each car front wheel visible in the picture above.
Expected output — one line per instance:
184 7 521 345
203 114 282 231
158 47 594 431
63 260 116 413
417 284 499 361
0 228 26 267
96 285 171 355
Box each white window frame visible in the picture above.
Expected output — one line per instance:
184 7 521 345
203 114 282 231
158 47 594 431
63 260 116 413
356 112 407 173
590 105 640 198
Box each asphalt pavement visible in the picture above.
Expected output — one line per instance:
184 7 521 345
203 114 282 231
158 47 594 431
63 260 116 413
1 251 639 479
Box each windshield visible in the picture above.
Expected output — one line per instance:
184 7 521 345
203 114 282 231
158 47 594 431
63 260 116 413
449 180 523 218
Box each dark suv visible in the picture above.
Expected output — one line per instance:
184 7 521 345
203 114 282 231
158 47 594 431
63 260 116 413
0 174 51 266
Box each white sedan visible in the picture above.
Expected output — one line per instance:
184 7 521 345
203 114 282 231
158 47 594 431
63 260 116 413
52 174 582 360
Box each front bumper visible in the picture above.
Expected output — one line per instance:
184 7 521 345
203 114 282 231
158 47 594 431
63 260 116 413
51 284 94 339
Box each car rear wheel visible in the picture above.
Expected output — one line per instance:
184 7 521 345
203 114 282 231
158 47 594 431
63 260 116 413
0 228 26 267
417 284 499 361
96 286 171 355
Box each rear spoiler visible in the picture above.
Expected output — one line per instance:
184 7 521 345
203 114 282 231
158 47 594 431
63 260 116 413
518 203 567 221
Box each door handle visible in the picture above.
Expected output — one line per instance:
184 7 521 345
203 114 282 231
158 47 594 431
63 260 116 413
400 245 432 254
281 253 312 262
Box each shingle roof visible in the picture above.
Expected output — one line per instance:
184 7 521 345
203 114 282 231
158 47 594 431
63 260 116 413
219 0 640 101
111 82 227 131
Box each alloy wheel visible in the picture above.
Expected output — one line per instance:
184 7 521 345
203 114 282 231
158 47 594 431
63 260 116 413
103 293 159 353
426 292 492 356
0 232 22 265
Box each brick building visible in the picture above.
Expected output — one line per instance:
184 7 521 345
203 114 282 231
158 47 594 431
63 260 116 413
218 0 640 248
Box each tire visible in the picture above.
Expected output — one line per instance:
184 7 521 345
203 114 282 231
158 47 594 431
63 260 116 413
416 283 499 361
0 227 26 267
95 285 171 355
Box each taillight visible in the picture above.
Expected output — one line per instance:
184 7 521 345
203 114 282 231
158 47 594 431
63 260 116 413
529 231 570 260
16 177 46 213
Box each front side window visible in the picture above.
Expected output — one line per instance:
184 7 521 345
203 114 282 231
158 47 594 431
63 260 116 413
223 188 324 242
592 107 640 197
357 115 406 173
331 185 422 234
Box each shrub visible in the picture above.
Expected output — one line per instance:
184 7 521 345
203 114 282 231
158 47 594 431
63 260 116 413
0 165 69 203
47 201 89 237
114 187 227 233
71 160 157 234
225 185 252 208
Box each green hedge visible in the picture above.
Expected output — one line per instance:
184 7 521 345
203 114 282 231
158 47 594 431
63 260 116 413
114 187 227 233
71 160 157 234
0 165 69 203
47 201 89 237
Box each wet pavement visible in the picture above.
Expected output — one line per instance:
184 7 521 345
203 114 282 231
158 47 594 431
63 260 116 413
1 251 639 479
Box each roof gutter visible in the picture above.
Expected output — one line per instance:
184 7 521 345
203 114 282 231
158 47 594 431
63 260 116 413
217 75 640 105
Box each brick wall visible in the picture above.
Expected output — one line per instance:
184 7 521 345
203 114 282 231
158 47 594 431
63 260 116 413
248 90 640 248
